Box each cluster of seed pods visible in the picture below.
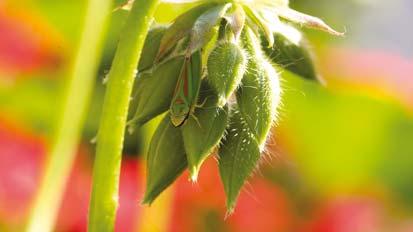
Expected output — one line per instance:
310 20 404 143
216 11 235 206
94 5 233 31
127 1 341 213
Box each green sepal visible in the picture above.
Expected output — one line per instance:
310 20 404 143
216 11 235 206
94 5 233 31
242 4 274 47
218 106 260 214
156 2 218 60
138 25 168 72
224 3 246 40
262 24 318 81
129 56 185 129
142 114 187 205
187 3 232 54
181 82 229 181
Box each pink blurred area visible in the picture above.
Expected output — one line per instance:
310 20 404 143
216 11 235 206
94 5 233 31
0 121 405 232
0 117 45 224
169 158 296 232
0 7 63 79
0 117 144 231
0 115 297 231
303 196 385 232
320 48 413 110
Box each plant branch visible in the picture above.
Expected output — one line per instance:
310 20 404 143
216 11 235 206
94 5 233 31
87 0 161 231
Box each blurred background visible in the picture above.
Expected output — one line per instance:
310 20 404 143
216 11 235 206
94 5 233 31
0 0 412 231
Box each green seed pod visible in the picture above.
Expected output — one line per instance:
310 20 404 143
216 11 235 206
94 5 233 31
261 24 318 81
181 82 229 181
156 2 218 60
142 114 187 205
129 56 185 128
237 28 281 148
138 25 167 72
207 41 246 107
218 107 260 214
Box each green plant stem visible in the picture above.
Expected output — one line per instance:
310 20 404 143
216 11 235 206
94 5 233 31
87 0 161 231
25 1 113 232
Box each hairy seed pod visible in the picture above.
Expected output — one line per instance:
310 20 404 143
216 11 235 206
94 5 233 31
170 51 202 127
138 25 167 72
237 28 281 148
207 41 246 107
142 114 187 205
129 56 185 128
181 82 229 181
156 2 218 60
261 24 318 81
218 107 260 214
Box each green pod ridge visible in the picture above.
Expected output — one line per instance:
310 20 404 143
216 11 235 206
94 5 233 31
207 41 246 107
218 106 260 214
181 82 229 182
138 25 167 72
129 56 185 129
142 114 187 205
237 28 281 148
156 2 218 60
261 25 318 81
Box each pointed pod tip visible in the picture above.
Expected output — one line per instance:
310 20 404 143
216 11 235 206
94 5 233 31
126 119 142 134
277 7 346 37
141 189 158 206
326 27 345 37
127 126 135 135
189 166 200 183
224 197 238 219
141 195 154 206
217 97 227 108
224 205 235 220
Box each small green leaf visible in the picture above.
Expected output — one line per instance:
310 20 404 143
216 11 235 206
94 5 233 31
188 3 232 53
138 25 168 72
237 28 281 148
142 114 187 205
275 7 344 36
262 24 318 81
224 3 246 40
248 0 289 8
129 56 185 129
207 41 246 107
157 2 218 60
181 82 229 181
242 4 274 47
218 107 260 214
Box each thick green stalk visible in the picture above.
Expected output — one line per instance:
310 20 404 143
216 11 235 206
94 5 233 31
25 0 113 232
88 0 161 231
